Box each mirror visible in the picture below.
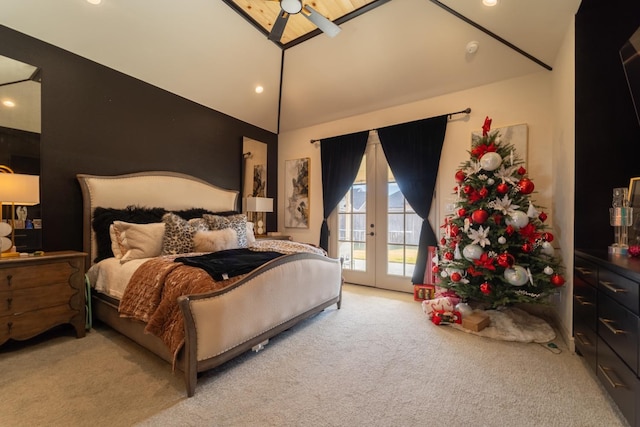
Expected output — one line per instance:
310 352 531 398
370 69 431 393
0 54 42 247
242 137 269 234
0 54 41 174
242 137 267 198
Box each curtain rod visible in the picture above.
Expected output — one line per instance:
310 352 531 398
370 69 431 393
309 107 471 143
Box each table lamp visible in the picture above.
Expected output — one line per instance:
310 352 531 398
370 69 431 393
245 196 273 235
0 166 40 257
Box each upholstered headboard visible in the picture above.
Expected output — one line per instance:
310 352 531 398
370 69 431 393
77 171 239 267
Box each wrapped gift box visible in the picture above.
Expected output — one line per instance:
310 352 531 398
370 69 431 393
461 312 490 332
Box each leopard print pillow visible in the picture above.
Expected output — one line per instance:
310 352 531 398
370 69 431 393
161 213 198 255
203 213 248 248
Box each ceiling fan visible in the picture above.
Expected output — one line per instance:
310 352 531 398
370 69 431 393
268 0 341 42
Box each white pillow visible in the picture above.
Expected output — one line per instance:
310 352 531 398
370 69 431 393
193 228 239 253
246 221 256 246
109 221 166 263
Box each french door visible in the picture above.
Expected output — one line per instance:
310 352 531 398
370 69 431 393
329 134 421 293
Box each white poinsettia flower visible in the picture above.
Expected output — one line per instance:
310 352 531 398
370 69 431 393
494 164 520 186
527 201 539 218
468 226 491 247
487 195 520 216
464 160 482 176
478 174 488 181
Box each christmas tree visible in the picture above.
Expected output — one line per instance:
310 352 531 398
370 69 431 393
435 117 565 308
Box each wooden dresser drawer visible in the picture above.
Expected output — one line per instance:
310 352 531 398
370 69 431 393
0 261 77 292
575 256 598 288
598 268 639 313
0 304 82 342
597 336 639 427
0 283 80 317
574 323 598 373
574 274 597 332
598 293 639 374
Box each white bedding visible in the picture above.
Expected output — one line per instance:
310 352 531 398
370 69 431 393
86 240 326 299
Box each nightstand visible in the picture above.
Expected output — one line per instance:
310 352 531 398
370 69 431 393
0 251 86 346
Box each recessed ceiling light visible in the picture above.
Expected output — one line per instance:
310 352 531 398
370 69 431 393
482 0 498 6
255 86 264 94
87 0 102 5
2 100 15 108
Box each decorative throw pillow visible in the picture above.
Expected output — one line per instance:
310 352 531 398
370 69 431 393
109 221 166 262
203 214 231 230
203 213 248 248
92 206 166 262
188 217 209 232
161 213 197 255
246 222 256 246
192 228 239 253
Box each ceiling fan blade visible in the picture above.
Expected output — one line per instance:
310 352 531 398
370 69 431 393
268 10 290 42
302 5 341 38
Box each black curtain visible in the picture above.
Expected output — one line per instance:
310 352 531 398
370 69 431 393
320 131 369 250
377 115 448 284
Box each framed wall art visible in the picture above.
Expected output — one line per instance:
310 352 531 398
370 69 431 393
284 157 310 228
472 123 528 166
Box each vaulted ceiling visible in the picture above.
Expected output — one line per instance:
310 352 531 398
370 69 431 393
0 0 581 134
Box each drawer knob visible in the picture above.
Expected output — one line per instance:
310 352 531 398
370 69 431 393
575 332 593 346
5 274 12 287
575 267 592 275
573 295 594 306
598 364 626 389
598 317 626 335
599 280 628 294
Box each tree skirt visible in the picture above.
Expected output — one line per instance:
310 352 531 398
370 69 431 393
452 307 555 343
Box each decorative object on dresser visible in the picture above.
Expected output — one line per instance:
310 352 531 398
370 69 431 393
245 196 273 235
574 251 640 427
0 165 40 257
0 251 86 345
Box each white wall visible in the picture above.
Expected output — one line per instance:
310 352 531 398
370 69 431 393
278 66 576 337
550 17 576 347
279 71 555 247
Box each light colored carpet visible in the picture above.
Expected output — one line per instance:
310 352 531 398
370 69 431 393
0 284 629 427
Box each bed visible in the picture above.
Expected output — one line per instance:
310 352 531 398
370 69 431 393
77 171 343 397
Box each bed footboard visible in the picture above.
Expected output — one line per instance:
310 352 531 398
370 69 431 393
178 253 342 397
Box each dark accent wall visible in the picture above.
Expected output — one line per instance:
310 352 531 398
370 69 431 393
0 25 277 252
575 1 640 252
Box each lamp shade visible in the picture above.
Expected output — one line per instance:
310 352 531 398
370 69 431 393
0 173 40 205
245 196 273 213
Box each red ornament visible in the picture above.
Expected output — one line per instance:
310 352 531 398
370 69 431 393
432 265 440 274
450 272 462 282
471 209 489 224
542 232 554 242
440 237 446 246
482 116 492 136
493 213 503 225
506 225 515 235
518 178 535 194
449 225 460 237
551 274 566 287
458 208 467 217
444 252 454 261
455 170 466 182
497 253 515 268
522 242 533 253
480 282 491 295
463 185 473 195
539 212 548 222
496 183 509 194
628 245 640 257
517 166 527 175
479 187 489 198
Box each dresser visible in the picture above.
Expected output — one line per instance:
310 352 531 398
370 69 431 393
574 250 640 427
0 251 86 345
